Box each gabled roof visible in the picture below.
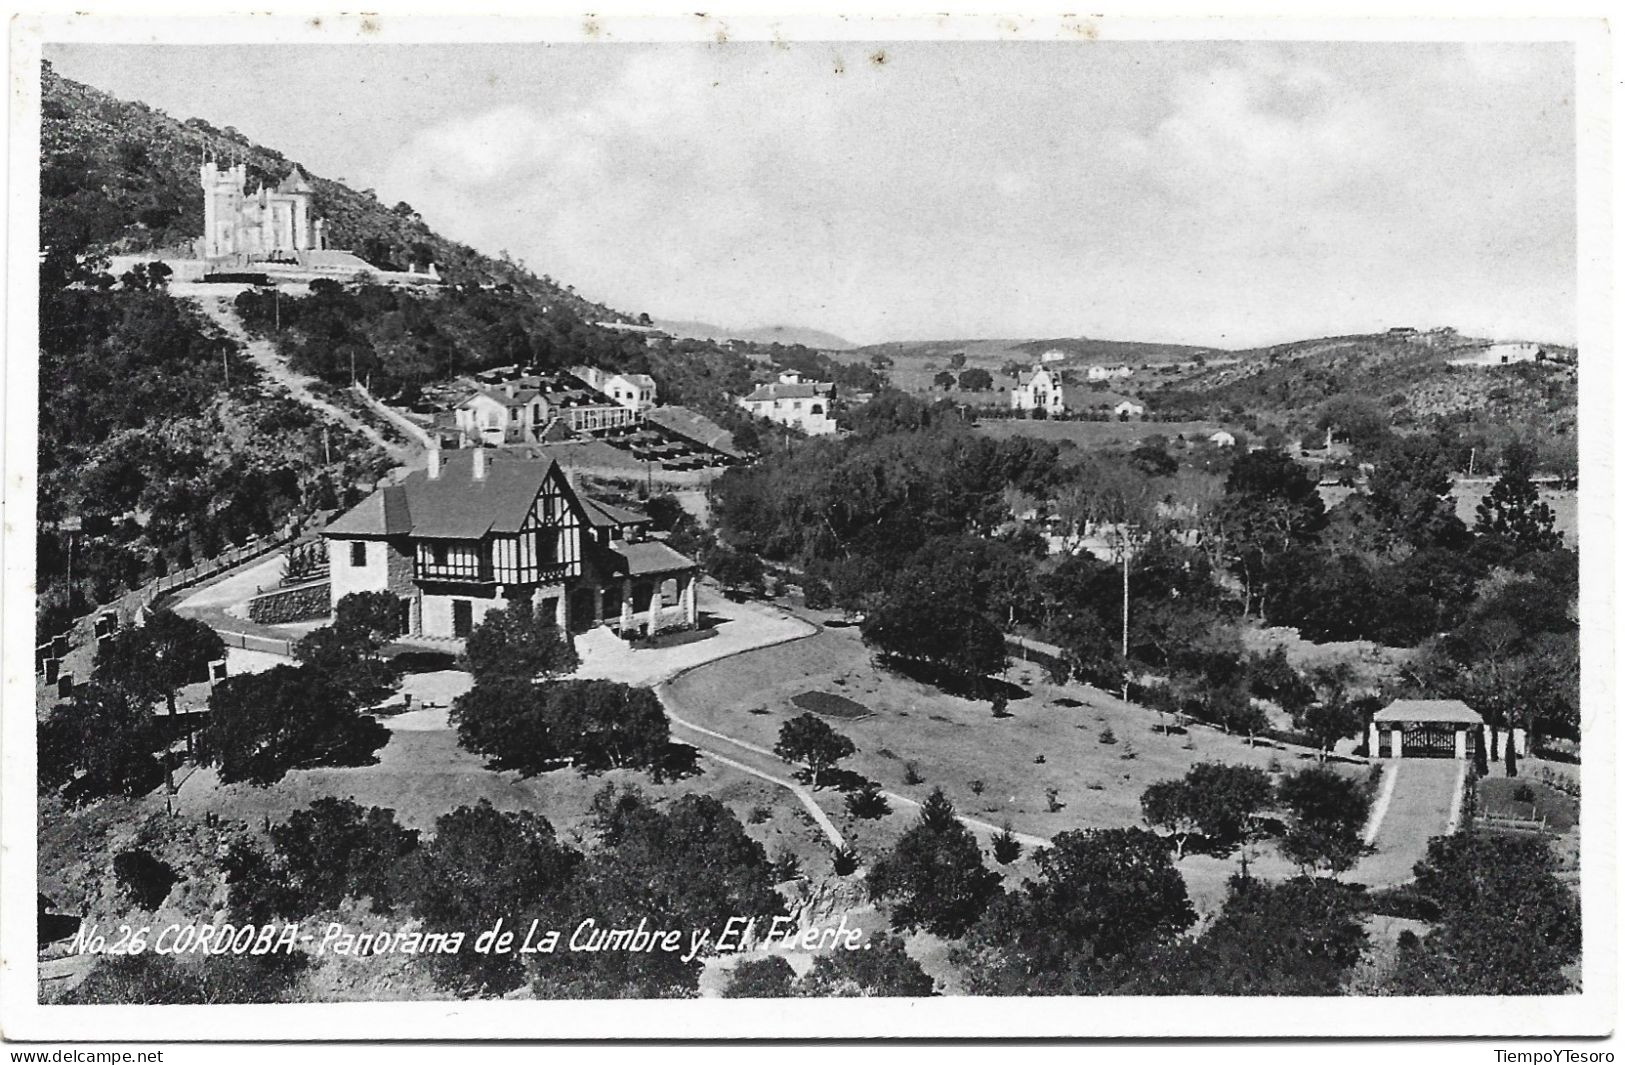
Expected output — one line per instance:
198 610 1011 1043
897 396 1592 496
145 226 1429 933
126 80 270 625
324 483 412 537
1373 699 1484 725
276 166 315 194
459 387 541 409
324 450 558 541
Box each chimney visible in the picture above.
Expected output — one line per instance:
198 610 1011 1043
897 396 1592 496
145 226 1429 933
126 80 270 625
427 444 442 480
473 446 487 481
504 383 515 398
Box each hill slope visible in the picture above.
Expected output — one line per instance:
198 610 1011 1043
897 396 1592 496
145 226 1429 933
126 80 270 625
40 61 622 319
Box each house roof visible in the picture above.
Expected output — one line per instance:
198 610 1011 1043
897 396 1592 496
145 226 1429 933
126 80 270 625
610 540 698 577
742 382 829 402
325 450 556 541
460 386 541 410
644 405 742 457
276 166 315 194
618 373 657 390
1372 699 1484 725
579 496 650 529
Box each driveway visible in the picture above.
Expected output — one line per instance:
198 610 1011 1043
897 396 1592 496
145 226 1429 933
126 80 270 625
1354 759 1464 887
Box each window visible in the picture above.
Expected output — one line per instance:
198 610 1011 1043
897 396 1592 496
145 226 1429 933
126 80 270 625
432 543 448 566
810 403 823 415
350 542 367 567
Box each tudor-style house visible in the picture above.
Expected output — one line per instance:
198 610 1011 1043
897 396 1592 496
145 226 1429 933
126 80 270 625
322 447 699 640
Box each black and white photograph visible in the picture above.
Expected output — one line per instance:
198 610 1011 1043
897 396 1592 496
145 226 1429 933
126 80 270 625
1 10 1615 1045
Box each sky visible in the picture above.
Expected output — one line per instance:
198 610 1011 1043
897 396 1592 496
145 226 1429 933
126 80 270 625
47 40 1577 348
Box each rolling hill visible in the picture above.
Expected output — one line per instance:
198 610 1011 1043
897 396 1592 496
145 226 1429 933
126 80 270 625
653 318 855 351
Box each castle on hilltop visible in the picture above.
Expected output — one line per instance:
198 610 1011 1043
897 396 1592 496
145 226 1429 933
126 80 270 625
196 156 330 267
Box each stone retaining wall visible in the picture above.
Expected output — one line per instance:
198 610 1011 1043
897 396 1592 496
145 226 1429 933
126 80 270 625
247 579 331 625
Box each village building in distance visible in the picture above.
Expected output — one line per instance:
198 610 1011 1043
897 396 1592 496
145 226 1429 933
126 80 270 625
322 447 699 640
736 371 838 436
1085 363 1135 382
1010 363 1066 416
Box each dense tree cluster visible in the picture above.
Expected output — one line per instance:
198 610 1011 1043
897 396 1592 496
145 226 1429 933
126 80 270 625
451 677 672 775
867 789 1003 939
1387 833 1581 994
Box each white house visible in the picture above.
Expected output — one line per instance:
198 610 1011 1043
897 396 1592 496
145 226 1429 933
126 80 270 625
1447 342 1545 368
1011 365 1066 415
1113 398 1146 419
1208 430 1237 448
1086 364 1135 382
736 372 837 436
1039 349 1068 363
571 366 658 411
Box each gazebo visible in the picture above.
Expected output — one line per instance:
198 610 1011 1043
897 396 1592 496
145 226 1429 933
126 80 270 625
1370 699 1490 760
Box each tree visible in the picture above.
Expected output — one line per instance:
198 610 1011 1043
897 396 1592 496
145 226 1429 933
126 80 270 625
704 543 767 598
404 801 583 996
1297 663 1376 760
947 352 968 371
952 828 1196 994
449 677 560 773
39 681 164 801
96 607 225 722
866 788 1002 938
991 823 1023 865
1276 767 1370 877
542 680 671 771
1215 449 1328 617
1141 763 1273 859
227 798 419 919
723 956 796 998
533 786 783 998
773 712 855 789
203 665 390 786
797 933 935 997
1388 833 1579 994
1126 876 1371 995
957 368 994 392
460 600 578 684
932 370 955 390
1475 441 1563 555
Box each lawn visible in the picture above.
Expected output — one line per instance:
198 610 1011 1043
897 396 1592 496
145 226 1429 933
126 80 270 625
663 623 1314 847
1477 775 1579 833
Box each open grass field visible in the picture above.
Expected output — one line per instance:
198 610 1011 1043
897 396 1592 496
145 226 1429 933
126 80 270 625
974 416 1233 451
664 624 1324 849
171 716 843 876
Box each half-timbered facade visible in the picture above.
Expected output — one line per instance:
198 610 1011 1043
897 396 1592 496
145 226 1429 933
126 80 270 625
323 446 699 641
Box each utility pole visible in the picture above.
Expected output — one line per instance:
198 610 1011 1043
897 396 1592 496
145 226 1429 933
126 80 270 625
1468 447 1476 478
350 348 357 387
323 426 332 466
1120 529 1130 701
222 347 230 389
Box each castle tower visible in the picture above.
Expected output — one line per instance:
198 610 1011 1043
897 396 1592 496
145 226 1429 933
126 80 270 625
199 160 248 260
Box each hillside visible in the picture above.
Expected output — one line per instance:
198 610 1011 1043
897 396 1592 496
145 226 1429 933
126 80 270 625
1154 330 1578 469
850 335 1218 367
654 318 855 351
40 61 623 320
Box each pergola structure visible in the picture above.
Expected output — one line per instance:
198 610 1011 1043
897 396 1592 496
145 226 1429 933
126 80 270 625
1370 699 1488 760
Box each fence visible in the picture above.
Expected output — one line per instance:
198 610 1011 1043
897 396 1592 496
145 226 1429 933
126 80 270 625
216 629 296 657
39 520 305 669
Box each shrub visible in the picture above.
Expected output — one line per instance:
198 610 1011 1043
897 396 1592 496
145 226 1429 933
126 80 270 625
903 761 925 785
1045 788 1063 813
801 578 833 611
748 804 772 825
969 779 986 796
845 784 892 820
992 823 1023 865
113 849 178 911
722 956 795 999
1513 783 1537 805
832 847 860 876
1098 726 1117 745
